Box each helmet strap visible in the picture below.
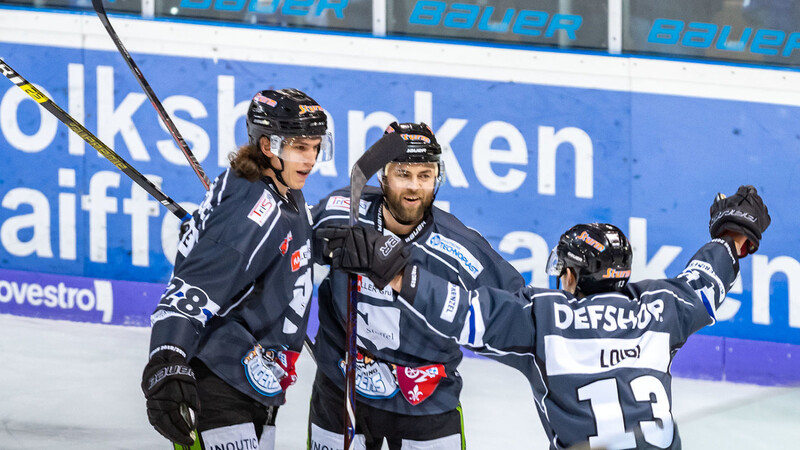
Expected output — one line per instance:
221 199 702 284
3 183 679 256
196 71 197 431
259 138 289 190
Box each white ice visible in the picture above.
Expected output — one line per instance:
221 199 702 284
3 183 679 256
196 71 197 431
1 314 798 449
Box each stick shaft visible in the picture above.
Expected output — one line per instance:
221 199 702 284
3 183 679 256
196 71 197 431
91 0 211 190
0 59 190 221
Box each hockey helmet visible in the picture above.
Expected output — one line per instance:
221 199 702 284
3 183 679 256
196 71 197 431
546 223 632 295
380 122 445 192
246 88 333 162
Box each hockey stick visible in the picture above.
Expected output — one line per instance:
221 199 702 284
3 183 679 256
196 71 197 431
0 59 191 222
88 0 321 365
343 132 407 449
91 0 211 190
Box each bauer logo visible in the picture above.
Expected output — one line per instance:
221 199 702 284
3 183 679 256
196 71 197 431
0 269 114 323
425 233 484 278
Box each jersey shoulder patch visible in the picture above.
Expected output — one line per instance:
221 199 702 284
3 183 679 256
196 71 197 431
325 195 372 216
247 189 277 226
425 232 484 278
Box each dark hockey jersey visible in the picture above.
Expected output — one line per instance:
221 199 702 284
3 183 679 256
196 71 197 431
149 169 314 407
311 186 525 416
401 238 740 449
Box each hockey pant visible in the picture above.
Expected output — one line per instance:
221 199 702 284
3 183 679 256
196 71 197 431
183 360 279 450
308 370 465 450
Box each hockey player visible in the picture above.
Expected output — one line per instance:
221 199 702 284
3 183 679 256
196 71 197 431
141 89 332 449
322 185 770 449
309 122 525 449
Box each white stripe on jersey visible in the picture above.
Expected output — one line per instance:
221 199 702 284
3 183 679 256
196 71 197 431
217 168 230 205
412 242 460 275
312 214 375 229
217 282 255 317
246 206 283 271
544 331 671 376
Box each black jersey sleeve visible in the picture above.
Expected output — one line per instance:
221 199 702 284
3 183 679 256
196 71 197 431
399 265 537 353
628 237 740 343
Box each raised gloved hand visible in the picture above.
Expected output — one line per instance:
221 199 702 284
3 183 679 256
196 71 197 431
709 185 770 256
317 225 410 289
141 349 199 446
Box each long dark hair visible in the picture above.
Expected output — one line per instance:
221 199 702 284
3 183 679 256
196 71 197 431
228 143 268 181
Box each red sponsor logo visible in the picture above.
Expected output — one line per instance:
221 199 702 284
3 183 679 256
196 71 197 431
280 231 293 255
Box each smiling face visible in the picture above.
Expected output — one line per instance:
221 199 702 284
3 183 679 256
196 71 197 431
381 161 438 228
261 136 321 191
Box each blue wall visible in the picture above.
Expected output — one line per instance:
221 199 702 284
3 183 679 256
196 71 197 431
1 41 798 384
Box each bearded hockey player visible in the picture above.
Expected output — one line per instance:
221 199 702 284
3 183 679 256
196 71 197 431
310 122 525 449
323 185 770 449
141 89 332 449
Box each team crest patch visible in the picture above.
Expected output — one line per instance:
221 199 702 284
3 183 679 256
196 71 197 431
242 345 282 396
395 363 446 406
247 190 276 226
339 352 398 399
325 196 370 215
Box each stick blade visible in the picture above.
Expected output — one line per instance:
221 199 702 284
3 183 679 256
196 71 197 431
349 132 407 222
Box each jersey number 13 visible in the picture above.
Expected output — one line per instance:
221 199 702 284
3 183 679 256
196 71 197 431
578 375 674 449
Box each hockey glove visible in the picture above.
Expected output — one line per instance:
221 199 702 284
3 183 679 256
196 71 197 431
709 185 770 256
141 349 199 446
317 225 410 290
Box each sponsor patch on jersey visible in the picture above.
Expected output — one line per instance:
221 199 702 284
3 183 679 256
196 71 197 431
357 275 393 301
247 190 276 226
325 196 370 215
290 241 311 272
357 302 401 350
425 233 484 278
279 231 292 255
440 282 460 323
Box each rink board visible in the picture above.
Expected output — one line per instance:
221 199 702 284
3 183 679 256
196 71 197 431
1 10 799 385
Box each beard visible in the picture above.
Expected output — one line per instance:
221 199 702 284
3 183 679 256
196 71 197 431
383 185 434 226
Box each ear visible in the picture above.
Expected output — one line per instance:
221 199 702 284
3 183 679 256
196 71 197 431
260 136 275 159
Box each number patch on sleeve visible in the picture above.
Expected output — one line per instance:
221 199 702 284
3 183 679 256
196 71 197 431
157 277 221 325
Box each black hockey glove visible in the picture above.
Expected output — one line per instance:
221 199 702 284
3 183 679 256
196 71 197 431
317 225 410 290
141 349 199 446
709 185 770 256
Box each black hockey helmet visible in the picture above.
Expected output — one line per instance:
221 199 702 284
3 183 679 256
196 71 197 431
546 223 632 295
246 88 332 161
381 122 445 191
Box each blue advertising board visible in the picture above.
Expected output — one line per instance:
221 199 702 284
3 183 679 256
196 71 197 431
0 39 798 384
